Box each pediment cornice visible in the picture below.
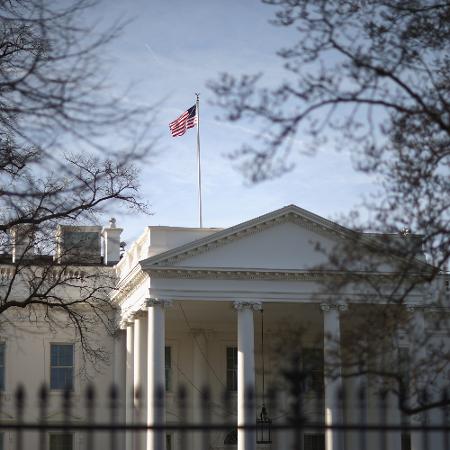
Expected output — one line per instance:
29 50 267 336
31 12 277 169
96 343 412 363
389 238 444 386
141 207 354 269
146 266 423 282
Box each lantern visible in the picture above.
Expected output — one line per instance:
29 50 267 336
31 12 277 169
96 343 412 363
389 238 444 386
256 404 272 444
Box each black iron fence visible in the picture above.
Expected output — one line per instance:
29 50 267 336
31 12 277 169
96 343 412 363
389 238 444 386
0 384 449 450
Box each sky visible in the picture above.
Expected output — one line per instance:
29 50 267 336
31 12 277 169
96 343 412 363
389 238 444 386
93 0 378 243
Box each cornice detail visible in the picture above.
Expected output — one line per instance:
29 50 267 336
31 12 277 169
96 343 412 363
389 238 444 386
111 269 148 305
146 267 416 282
405 303 427 313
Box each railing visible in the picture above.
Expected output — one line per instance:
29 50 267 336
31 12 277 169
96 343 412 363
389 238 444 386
0 384 449 450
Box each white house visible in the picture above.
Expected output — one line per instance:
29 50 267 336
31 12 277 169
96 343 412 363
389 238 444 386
0 205 448 450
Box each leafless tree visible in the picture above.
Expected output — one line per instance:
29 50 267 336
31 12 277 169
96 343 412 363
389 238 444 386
0 0 155 363
209 0 450 413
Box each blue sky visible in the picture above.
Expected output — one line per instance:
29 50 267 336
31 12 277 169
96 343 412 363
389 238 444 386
94 0 378 243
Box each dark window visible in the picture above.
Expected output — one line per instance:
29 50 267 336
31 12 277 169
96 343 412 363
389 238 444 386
398 347 410 395
302 348 324 394
166 434 172 450
304 433 325 450
50 344 74 390
401 432 411 450
165 346 172 392
0 343 5 390
226 347 238 392
49 433 73 450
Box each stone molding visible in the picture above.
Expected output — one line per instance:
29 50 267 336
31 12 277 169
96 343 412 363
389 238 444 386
405 303 426 313
112 269 148 304
146 267 406 282
233 301 263 311
119 317 134 329
145 298 173 308
190 328 215 339
320 303 348 312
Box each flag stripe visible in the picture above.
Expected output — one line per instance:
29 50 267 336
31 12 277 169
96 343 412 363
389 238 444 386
169 105 197 137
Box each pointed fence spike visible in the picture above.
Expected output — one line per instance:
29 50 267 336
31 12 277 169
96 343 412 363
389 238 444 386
15 384 25 413
109 383 119 401
201 385 211 405
86 384 95 403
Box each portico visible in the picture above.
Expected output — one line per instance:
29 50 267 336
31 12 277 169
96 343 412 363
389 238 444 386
111 205 428 450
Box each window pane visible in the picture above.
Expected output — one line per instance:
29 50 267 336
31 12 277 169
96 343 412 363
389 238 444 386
50 345 74 390
51 344 73 367
49 433 73 450
165 346 172 392
51 368 73 390
304 434 325 450
226 347 237 391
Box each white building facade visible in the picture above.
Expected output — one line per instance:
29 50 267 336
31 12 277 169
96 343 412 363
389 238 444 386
1 205 449 450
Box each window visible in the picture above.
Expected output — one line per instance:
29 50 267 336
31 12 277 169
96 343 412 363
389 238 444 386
398 347 410 394
0 343 5 391
165 346 172 392
50 344 74 390
301 348 324 394
166 433 172 450
49 433 73 450
304 433 325 450
401 432 411 450
226 347 238 392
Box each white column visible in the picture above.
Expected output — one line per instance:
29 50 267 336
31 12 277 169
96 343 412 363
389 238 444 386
387 343 402 450
125 320 134 450
192 329 209 449
134 311 148 450
234 301 262 450
146 298 171 450
321 303 346 450
346 371 367 450
408 305 427 450
114 327 127 450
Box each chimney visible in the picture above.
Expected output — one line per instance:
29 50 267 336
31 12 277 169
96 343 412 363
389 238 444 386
102 218 123 265
10 224 35 263
56 225 102 264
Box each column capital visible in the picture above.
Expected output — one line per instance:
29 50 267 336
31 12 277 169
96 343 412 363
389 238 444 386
145 298 173 308
320 302 348 312
120 314 135 328
233 300 262 311
405 303 426 313
133 308 148 319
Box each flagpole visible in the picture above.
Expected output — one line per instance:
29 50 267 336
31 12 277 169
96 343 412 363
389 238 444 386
195 93 203 228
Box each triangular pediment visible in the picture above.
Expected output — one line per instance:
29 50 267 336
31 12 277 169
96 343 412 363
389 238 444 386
140 205 403 273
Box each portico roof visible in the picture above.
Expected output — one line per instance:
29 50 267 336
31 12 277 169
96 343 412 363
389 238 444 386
139 204 429 276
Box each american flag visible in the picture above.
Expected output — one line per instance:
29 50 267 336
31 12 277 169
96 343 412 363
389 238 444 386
169 105 197 137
